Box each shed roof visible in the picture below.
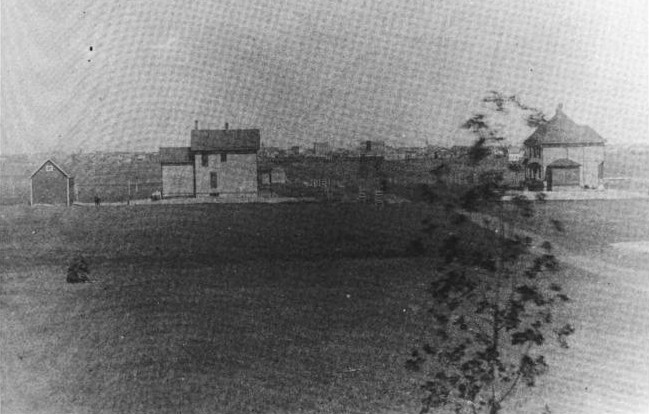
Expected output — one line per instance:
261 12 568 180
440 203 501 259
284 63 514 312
547 158 581 168
191 129 261 152
524 106 605 146
160 147 193 164
30 158 71 178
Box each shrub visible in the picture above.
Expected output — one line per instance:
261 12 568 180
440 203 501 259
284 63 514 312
67 255 90 283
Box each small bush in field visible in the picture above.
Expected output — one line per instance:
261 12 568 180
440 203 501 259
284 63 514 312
67 255 90 283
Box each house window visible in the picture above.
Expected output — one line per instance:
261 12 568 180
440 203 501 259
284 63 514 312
221 153 227 163
201 153 208 167
210 172 218 189
598 161 604 179
45 165 54 172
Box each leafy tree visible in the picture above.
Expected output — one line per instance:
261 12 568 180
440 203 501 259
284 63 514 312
461 91 548 164
407 93 573 414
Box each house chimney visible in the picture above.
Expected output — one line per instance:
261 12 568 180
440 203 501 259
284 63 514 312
224 122 229 130
557 103 564 113
194 120 199 130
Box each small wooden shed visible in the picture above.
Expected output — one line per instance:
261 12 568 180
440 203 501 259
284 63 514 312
30 159 75 206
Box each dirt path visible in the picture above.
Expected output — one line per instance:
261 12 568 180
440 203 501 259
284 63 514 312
467 211 649 414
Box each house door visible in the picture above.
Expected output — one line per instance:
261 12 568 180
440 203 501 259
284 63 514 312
546 169 552 191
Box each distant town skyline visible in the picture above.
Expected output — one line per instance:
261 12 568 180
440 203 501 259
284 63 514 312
1 0 647 154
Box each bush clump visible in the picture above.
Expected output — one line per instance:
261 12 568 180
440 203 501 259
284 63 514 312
67 255 90 283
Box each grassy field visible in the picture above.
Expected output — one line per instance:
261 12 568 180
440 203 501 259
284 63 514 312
1 203 453 414
2 200 648 414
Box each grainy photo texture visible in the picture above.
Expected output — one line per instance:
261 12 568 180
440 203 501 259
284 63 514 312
1 1 648 413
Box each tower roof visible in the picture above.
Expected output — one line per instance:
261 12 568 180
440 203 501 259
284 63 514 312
524 105 605 146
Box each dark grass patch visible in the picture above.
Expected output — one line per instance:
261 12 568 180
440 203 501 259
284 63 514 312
2 203 439 266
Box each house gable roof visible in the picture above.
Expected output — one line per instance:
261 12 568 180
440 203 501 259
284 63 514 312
30 158 71 178
524 106 605 146
160 147 193 164
191 129 261 153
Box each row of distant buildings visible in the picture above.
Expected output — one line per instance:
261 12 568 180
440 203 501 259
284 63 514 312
21 104 607 205
261 140 461 161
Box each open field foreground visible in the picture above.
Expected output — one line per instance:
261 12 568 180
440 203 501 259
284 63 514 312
1 201 649 413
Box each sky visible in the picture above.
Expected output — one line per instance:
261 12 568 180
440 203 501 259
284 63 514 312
1 0 647 154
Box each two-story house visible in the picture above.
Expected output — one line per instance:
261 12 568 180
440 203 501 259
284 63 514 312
160 122 260 198
524 104 605 190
